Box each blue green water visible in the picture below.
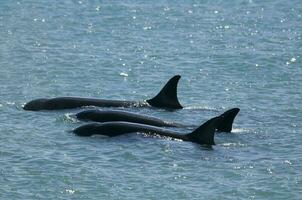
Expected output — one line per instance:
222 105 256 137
1 0 301 199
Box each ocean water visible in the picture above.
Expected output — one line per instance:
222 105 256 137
0 0 301 199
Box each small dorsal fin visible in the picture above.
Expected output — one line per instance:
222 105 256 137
216 108 240 132
146 75 183 109
186 116 221 145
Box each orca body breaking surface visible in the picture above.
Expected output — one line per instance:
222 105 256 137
23 75 183 111
75 108 240 132
76 109 184 127
73 115 222 146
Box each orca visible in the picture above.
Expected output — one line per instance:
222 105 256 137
73 115 223 146
23 75 183 111
75 108 240 132
76 109 183 127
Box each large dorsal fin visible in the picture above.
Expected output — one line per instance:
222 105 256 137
216 108 240 132
186 116 221 145
146 75 183 109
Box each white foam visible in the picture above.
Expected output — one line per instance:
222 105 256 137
119 72 128 77
64 113 78 123
231 128 248 133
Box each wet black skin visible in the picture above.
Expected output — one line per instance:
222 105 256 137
23 75 183 111
73 115 222 146
75 108 240 132
73 109 240 145
76 109 184 127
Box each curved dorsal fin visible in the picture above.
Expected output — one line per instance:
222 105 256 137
186 116 220 145
146 75 183 109
216 108 240 132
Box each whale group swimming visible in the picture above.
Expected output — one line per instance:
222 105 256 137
23 75 240 147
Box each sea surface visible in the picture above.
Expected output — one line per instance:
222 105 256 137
0 0 301 199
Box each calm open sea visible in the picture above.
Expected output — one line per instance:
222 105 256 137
0 0 301 199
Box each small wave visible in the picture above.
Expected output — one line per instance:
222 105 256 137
119 72 128 77
220 142 247 148
183 106 220 111
284 160 292 165
61 113 79 123
139 132 183 142
63 189 76 195
5 101 15 106
2 101 24 110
